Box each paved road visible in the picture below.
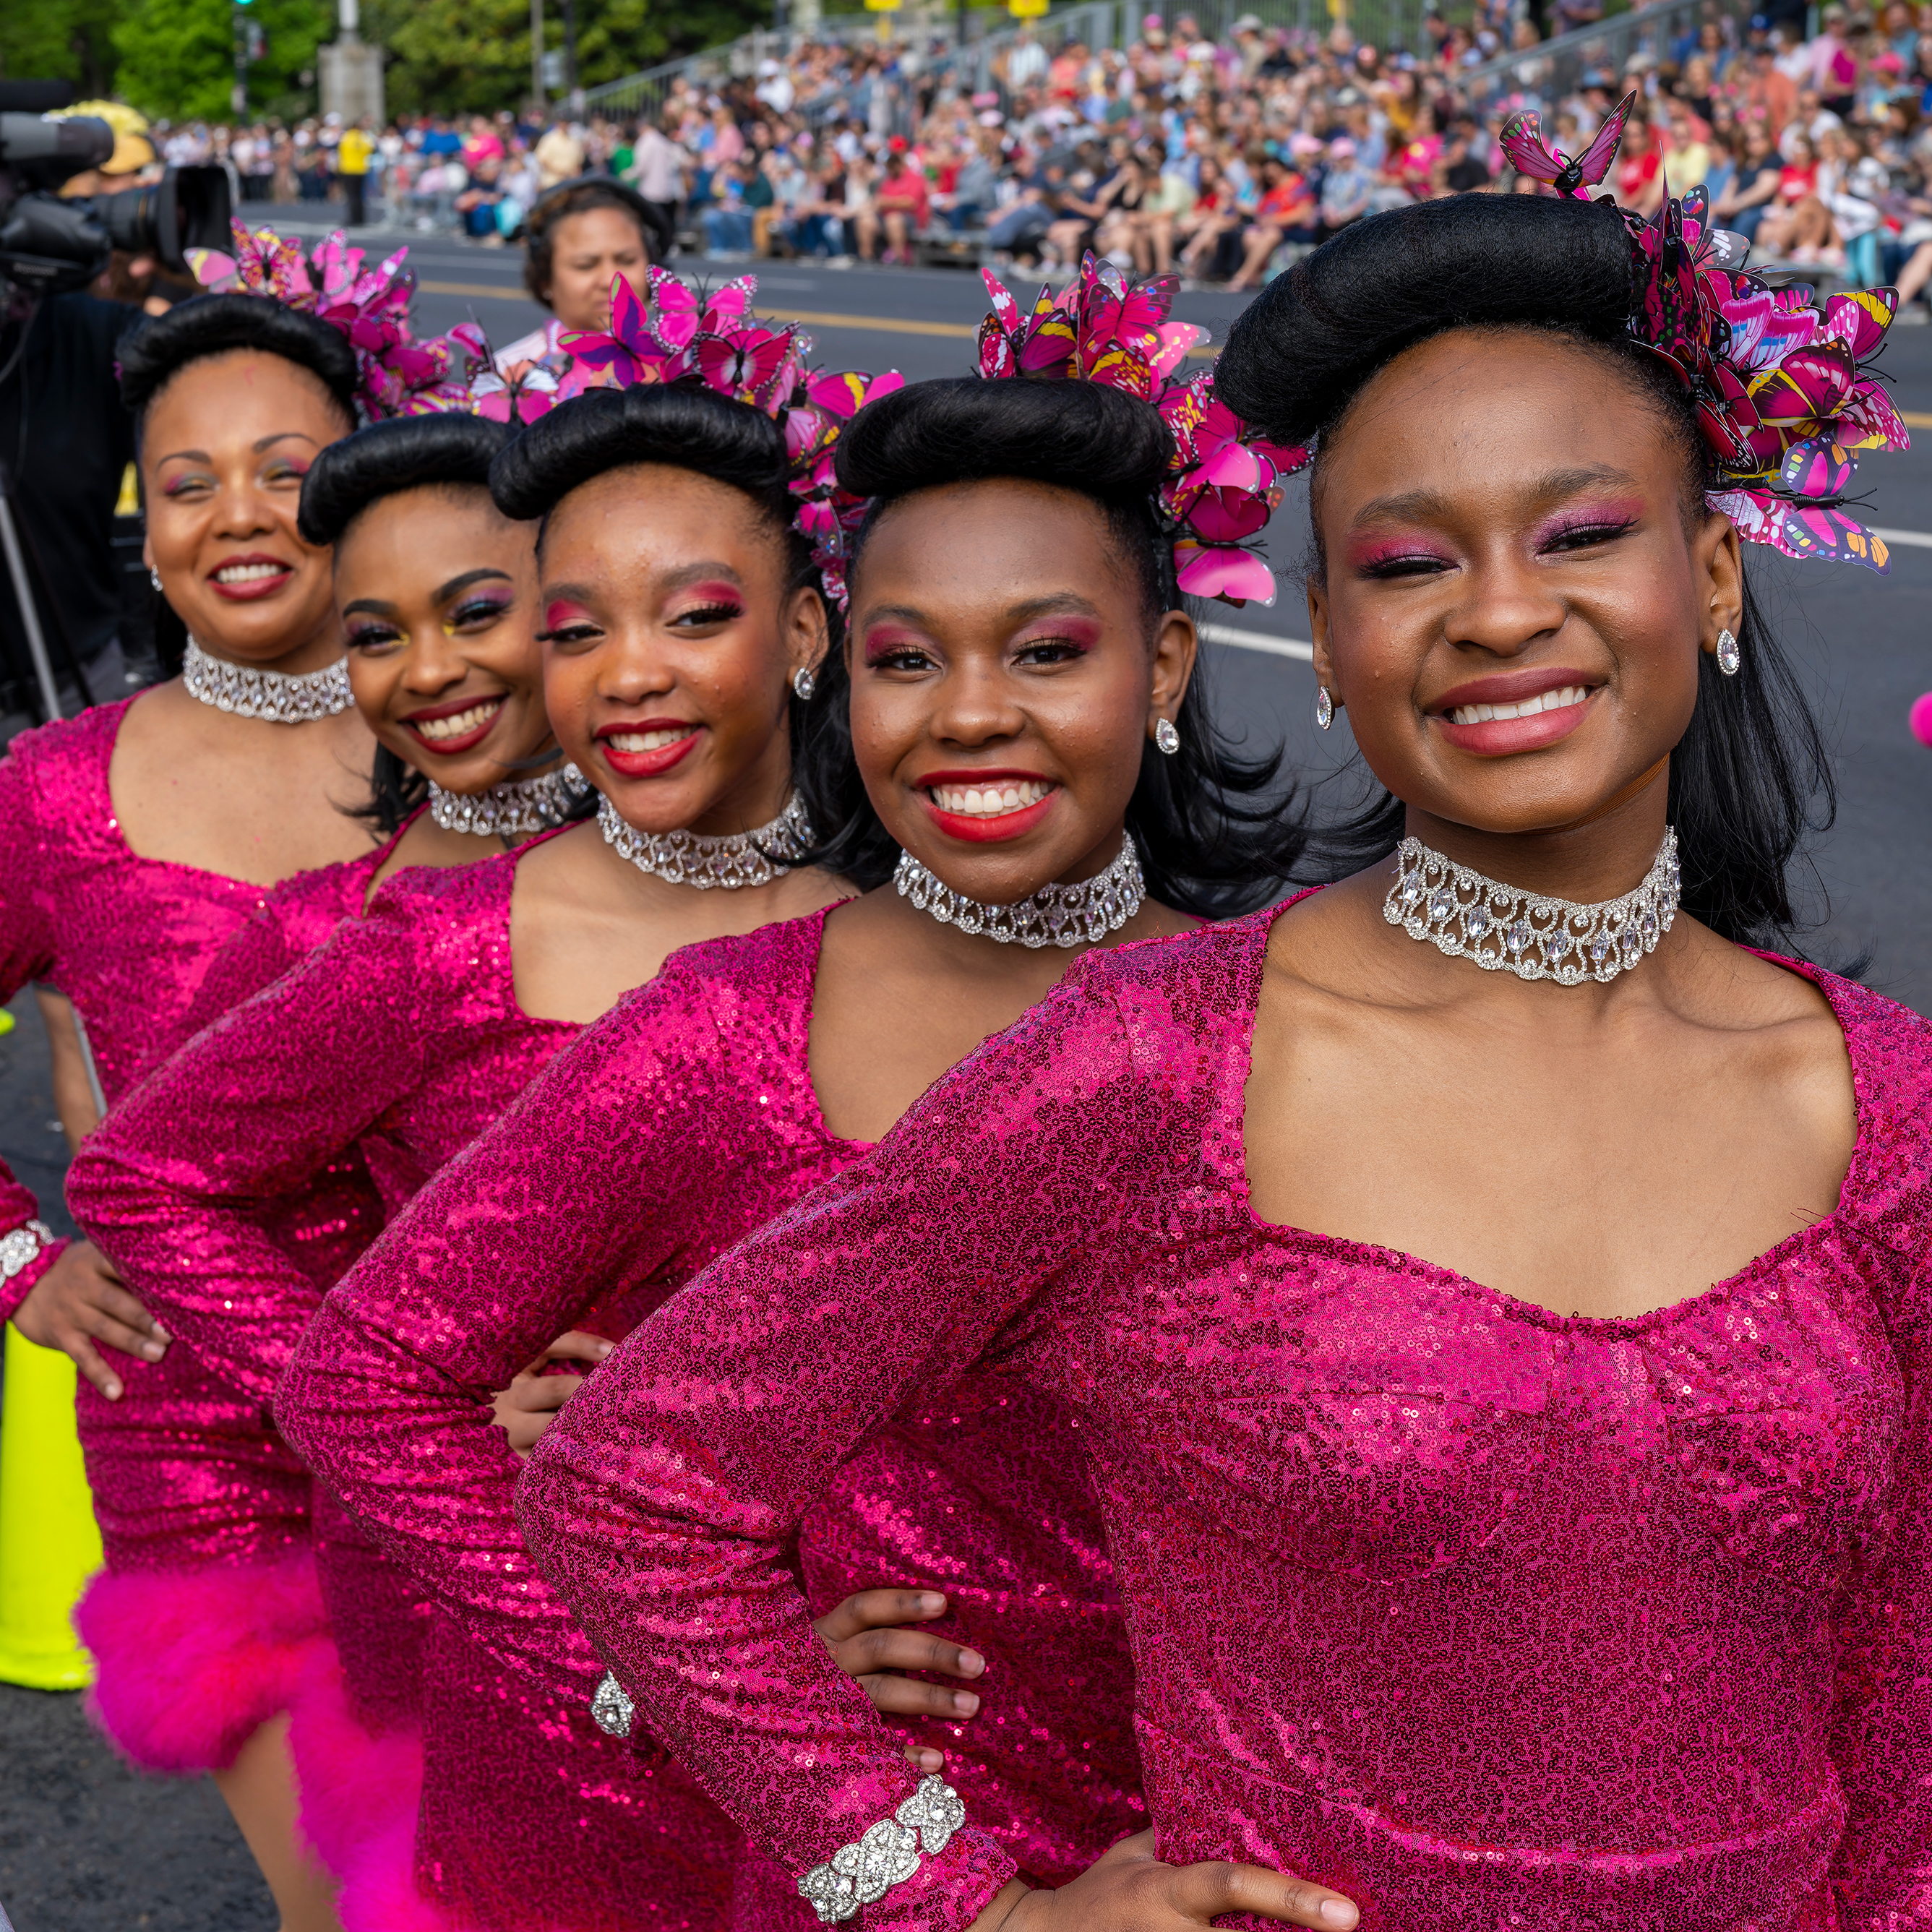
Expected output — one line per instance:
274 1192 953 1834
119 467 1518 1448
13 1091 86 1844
0 220 1927 1928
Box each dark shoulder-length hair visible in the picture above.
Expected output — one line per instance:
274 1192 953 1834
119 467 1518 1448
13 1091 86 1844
797 374 1311 917
301 412 523 836
1214 192 1838 954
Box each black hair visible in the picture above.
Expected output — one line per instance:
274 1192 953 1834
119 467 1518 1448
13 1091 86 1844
122 293 363 678
804 375 1309 916
300 413 523 835
1214 192 1839 954
491 380 844 858
522 179 658 305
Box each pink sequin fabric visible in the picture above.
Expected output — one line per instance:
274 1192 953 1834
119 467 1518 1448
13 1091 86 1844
278 908 1142 1920
519 906 1932 1932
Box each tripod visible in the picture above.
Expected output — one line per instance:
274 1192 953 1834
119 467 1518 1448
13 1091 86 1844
0 460 64 725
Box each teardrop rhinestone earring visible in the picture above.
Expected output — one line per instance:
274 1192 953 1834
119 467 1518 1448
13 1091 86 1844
791 665 816 700
1315 687 1335 731
1154 718 1180 755
1715 628 1741 677
149 567 164 593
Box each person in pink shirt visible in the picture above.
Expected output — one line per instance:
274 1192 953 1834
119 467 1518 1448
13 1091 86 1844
517 193 1926 1932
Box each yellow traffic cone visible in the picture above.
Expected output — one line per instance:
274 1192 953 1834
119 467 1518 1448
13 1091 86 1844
0 1323 100 1687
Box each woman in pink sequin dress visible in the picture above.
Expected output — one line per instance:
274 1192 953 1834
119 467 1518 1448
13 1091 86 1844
69 373 866 1931
512 205 1932 1931
0 292 390 1928
267 367 1310 1928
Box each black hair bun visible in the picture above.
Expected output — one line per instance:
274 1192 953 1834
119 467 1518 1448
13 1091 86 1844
119 292 361 422
834 375 1172 507
488 382 791 524
1214 192 1636 450
298 413 515 546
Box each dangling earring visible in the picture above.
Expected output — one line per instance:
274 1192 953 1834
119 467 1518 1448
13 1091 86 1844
1315 687 1335 731
791 665 816 700
149 567 164 593
1715 627 1740 677
1154 717 1180 755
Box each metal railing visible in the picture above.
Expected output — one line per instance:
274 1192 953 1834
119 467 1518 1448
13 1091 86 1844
1452 0 1755 111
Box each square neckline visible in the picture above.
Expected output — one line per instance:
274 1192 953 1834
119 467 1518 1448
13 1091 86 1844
1225 890 1874 1337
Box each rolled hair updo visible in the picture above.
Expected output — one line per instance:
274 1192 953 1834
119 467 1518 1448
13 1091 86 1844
120 293 364 679
812 375 1310 913
301 413 523 834
489 380 841 843
1214 193 1838 953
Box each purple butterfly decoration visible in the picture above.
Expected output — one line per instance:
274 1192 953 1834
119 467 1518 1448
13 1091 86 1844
1499 91 1635 197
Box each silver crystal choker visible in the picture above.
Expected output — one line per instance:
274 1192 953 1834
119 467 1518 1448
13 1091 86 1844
894 832 1145 948
1384 828 1680 986
182 635 354 724
596 789 814 889
428 763 585 840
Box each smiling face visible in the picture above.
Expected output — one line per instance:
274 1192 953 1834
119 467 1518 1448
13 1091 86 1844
335 484 551 794
1307 327 1741 845
846 478 1194 903
541 206 649 333
142 348 353 670
537 461 823 838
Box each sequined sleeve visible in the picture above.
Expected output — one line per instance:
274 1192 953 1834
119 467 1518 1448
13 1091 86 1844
1831 1248 1932 1924
517 963 1150 1932
0 727 72 1315
275 958 735 1706
64 876 448 1401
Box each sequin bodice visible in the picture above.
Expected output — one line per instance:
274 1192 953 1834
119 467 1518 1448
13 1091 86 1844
277 910 1147 1880
0 700 381 1313
518 911 1932 1932
67 841 578 1403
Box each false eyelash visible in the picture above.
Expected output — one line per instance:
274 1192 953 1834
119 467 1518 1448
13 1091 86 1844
449 596 514 627
672 601 744 626
1541 517 1639 551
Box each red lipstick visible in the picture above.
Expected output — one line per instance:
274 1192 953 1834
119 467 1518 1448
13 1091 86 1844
1431 668 1600 757
916 769 1060 845
595 718 702 779
399 692 507 757
207 551 295 602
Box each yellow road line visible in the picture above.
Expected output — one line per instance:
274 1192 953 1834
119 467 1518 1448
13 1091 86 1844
1902 411 1932 429
418 283 1218 353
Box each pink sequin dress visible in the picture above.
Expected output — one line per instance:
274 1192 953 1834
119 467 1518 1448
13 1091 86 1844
0 699 385 1776
518 906 1932 1932
274 908 1143 1929
66 832 732 1932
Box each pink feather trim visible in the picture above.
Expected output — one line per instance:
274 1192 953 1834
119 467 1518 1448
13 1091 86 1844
75 1558 333 1773
333 1811 456 1932
286 1644 424 1882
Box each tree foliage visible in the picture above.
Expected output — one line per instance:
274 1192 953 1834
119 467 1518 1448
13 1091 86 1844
0 0 125 97
113 0 330 122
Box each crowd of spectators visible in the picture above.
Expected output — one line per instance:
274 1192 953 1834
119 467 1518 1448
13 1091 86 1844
138 0 1932 306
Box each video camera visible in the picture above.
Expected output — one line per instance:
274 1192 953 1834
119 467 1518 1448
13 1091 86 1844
0 80 231 298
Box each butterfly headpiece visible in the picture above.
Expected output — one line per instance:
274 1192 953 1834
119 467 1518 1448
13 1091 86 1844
1502 97 1908 572
188 222 430 421
977 254 1303 606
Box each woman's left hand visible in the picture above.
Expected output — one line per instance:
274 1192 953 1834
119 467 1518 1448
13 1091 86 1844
489 1329 614 1458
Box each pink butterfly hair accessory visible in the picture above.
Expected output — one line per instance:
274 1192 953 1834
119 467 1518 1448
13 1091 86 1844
1503 126 1909 575
784 368 906 611
187 220 424 420
978 252 1300 607
382 319 594 424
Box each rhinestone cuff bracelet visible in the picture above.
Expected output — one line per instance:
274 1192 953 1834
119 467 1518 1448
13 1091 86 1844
798 1776 968 1925
1383 828 1680 987
183 637 354 723
894 831 1145 948
597 791 815 890
428 764 585 839
0 1219 55 1281
589 1672 634 1738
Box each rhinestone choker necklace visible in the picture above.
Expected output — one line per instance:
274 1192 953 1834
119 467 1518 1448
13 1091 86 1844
894 833 1145 948
1384 828 1680 986
183 636 354 724
596 790 814 889
428 764 585 840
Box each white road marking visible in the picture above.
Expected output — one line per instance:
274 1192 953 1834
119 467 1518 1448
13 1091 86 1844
1200 623 1314 662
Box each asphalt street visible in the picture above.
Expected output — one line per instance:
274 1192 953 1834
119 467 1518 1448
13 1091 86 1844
0 220 1926 1928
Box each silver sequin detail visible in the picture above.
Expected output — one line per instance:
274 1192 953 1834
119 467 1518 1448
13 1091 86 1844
798 1776 967 1925
428 764 585 839
182 636 354 723
0 1219 55 1280
596 791 814 890
893 833 1144 948
589 1670 635 1738
1383 828 1680 987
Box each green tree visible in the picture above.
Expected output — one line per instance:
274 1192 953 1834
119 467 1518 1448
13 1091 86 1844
113 0 330 123
0 0 126 97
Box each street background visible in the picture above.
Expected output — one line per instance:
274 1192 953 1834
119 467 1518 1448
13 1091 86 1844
0 234 1928 1928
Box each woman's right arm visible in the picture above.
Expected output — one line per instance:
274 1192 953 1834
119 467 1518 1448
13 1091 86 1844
518 966 1358 1932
